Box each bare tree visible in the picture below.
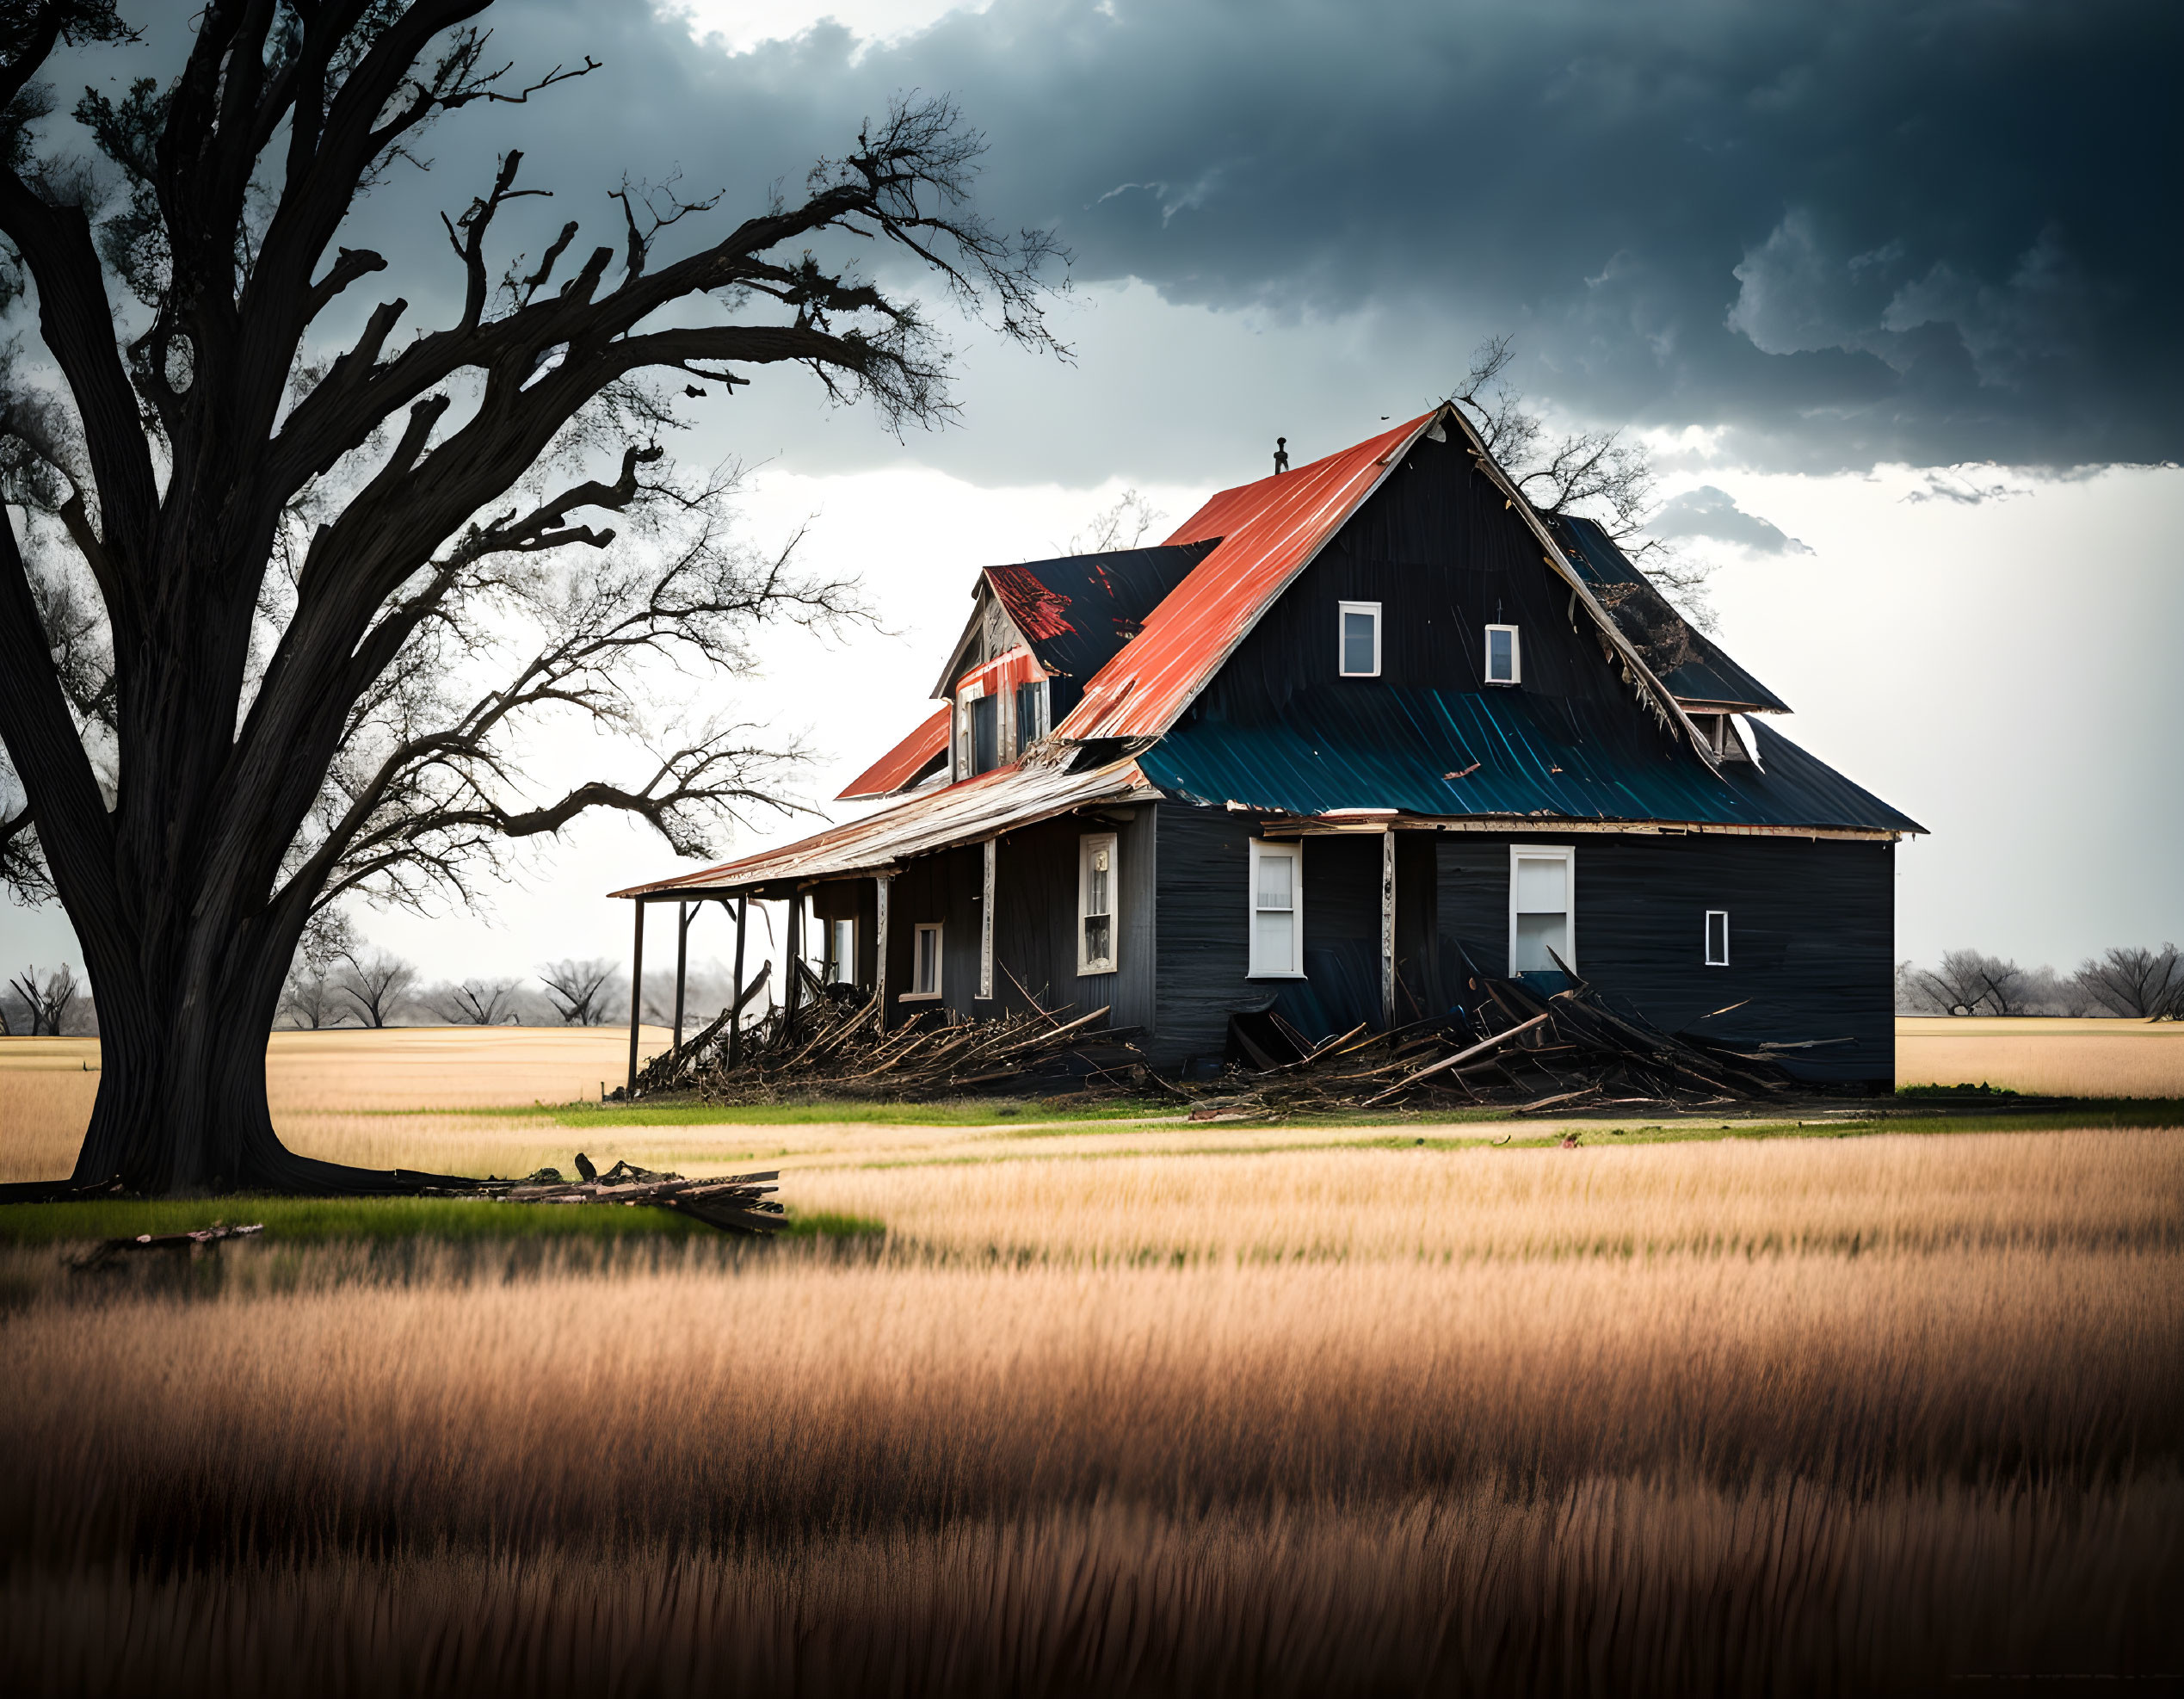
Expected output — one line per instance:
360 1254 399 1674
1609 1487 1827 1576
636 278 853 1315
539 957 620 1027
430 975 518 1025
280 906 355 1029
0 3 1061 1193
1905 949 2033 1016
6 961 79 1034
1449 336 1714 623
2076 945 2183 1018
1063 488 1164 556
336 947 416 1029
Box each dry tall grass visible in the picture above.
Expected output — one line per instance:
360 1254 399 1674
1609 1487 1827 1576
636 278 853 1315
4 1228 2181 1694
1897 1014 2184 1096
7 1026 2183 1692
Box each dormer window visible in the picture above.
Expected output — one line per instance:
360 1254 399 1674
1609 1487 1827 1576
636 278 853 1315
1339 601 1381 677
1484 624 1521 686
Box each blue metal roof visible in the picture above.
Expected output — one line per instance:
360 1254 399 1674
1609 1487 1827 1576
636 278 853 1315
1140 685 1922 834
1548 516 1792 714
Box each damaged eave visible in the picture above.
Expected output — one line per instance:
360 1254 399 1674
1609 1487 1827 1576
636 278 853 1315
608 748 1159 901
1447 408 1724 772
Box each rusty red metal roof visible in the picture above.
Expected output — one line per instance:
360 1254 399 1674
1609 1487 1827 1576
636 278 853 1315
1054 410 1444 740
836 705 952 801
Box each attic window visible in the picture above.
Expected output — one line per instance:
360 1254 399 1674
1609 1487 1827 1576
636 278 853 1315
1339 602 1381 677
1484 624 1521 686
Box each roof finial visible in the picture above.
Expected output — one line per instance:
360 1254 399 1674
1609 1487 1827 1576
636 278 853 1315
1273 436 1289 476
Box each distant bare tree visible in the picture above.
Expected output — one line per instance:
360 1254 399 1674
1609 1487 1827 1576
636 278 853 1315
540 958 620 1026
431 977 520 1025
1905 949 2033 1016
336 948 417 1029
2076 945 2183 1017
7 961 79 1035
1064 488 1165 556
281 910 358 1030
1450 336 1714 624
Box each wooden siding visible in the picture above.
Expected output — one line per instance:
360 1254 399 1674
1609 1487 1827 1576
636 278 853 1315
1152 803 1894 1084
1181 426 1664 730
878 806 1157 1033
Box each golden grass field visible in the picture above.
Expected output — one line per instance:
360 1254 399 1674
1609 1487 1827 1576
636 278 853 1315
3 1026 2183 1695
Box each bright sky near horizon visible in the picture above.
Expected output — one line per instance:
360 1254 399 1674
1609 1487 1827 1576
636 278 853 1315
3 0 2180 999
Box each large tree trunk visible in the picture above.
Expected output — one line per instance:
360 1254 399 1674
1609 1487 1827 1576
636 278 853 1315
58 891 461 1196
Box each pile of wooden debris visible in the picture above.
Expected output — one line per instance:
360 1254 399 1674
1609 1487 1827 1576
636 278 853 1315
1190 973 1837 1120
426 1160 785 1233
626 961 1145 1104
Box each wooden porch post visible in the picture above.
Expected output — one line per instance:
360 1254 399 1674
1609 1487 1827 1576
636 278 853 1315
784 891 804 1027
874 873 891 1030
979 838 996 1000
626 899 646 1098
672 900 690 1056
1380 828 1397 1031
729 894 747 1069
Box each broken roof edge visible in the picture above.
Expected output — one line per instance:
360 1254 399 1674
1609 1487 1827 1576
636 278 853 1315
836 703 953 801
1441 409 1725 773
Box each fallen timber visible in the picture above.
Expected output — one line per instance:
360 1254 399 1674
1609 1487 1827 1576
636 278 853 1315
422 1161 786 1234
624 960 1148 1104
1185 967 1841 1120
609 946 1834 1119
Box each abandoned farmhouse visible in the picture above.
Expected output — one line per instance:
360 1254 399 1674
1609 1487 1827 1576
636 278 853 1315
614 405 1921 1086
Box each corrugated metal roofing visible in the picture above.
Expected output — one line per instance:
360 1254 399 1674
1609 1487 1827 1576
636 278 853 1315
1136 684 1922 836
1547 516 1792 714
984 541 1218 687
613 748 1157 899
1056 411 1443 741
836 705 952 801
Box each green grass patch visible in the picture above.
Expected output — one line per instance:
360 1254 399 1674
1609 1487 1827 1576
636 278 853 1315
0 1195 884 1246
545 1096 1178 1128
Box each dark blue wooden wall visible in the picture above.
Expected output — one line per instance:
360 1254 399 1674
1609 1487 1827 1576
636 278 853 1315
1151 802 1895 1084
870 805 1157 1032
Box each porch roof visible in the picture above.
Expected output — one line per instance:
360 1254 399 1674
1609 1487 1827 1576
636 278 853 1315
610 748 1158 899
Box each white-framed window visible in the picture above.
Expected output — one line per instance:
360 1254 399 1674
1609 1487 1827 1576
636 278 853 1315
905 923 943 999
823 917 855 985
1338 601 1382 677
1248 838 1305 977
1508 843 1574 975
1484 623 1521 686
1077 832 1119 974
1705 910 1731 967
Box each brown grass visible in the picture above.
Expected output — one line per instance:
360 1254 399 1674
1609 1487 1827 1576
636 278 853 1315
6 1027 2183 1693
1897 1014 2184 1096
4 1214 2182 1694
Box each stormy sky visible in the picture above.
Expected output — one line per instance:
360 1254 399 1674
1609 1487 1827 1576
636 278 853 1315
7 0 2182 1000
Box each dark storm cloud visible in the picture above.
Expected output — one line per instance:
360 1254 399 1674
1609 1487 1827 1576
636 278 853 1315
58 1 2178 478
1646 487 1811 555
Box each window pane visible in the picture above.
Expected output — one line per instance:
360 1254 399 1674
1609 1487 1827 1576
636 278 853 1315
916 929 938 993
1255 850 1293 911
1255 909 1294 972
1087 865 1108 916
1514 856 1566 912
1515 911 1567 973
1707 911 1729 964
1083 914 1111 966
1488 627 1513 681
1342 609 1375 674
